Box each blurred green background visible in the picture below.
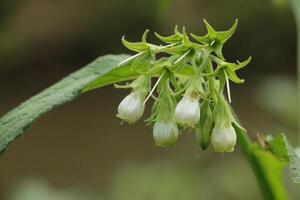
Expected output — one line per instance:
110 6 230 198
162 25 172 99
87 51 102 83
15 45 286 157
0 0 298 199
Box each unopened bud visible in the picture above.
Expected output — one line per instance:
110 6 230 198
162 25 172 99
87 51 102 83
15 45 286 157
175 95 200 126
153 121 179 147
211 126 237 153
117 91 145 123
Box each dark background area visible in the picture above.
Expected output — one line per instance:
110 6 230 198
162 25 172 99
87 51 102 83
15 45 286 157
0 0 298 199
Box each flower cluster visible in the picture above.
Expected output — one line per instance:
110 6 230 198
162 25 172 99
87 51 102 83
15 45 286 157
116 20 250 153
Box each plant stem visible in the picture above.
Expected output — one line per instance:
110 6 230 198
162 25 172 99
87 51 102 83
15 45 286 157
235 3 300 199
234 124 289 200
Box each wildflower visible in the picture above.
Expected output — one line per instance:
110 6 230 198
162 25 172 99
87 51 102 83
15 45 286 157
211 126 236 153
117 90 145 123
153 121 179 147
175 93 200 126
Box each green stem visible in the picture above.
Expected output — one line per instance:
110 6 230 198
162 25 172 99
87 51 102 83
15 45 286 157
232 5 300 198
210 53 289 198
206 59 218 100
234 124 289 200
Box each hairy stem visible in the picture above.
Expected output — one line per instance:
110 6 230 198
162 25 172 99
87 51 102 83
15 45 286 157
234 124 289 200
234 4 300 198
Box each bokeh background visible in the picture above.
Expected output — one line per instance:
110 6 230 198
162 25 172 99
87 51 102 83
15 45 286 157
0 0 298 199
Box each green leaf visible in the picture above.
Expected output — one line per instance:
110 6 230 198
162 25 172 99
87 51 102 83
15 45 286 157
82 64 141 92
83 55 152 92
268 133 300 183
0 54 137 154
268 134 289 162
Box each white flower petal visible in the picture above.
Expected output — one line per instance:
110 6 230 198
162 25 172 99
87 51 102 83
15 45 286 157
175 96 200 126
211 126 237 153
118 92 145 123
153 122 179 147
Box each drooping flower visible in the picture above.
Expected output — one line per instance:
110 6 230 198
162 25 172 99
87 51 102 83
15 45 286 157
210 97 237 153
211 126 236 153
117 90 145 123
175 94 200 126
149 76 179 147
153 121 179 147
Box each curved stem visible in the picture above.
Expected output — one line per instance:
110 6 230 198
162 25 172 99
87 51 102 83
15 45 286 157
233 4 300 198
234 124 289 200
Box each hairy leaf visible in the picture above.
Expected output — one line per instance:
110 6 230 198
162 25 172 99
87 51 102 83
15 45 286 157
0 54 134 154
269 133 300 183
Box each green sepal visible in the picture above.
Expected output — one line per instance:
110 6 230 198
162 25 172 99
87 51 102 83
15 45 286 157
225 68 244 84
223 97 246 131
142 29 150 43
182 26 193 47
213 95 232 129
154 25 183 44
145 71 176 125
217 19 238 43
115 74 151 94
217 68 226 92
211 56 251 84
182 27 207 51
139 56 174 76
196 99 214 150
163 44 190 55
130 52 153 71
121 29 150 52
173 63 196 79
230 57 252 71
191 19 238 59
199 68 220 77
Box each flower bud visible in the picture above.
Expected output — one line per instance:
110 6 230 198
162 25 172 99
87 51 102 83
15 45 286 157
175 95 200 126
153 121 179 147
117 91 145 123
211 126 237 153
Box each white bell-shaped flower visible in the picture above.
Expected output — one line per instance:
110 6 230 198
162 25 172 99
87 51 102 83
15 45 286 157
117 91 145 123
211 126 237 153
175 95 200 126
153 121 179 147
